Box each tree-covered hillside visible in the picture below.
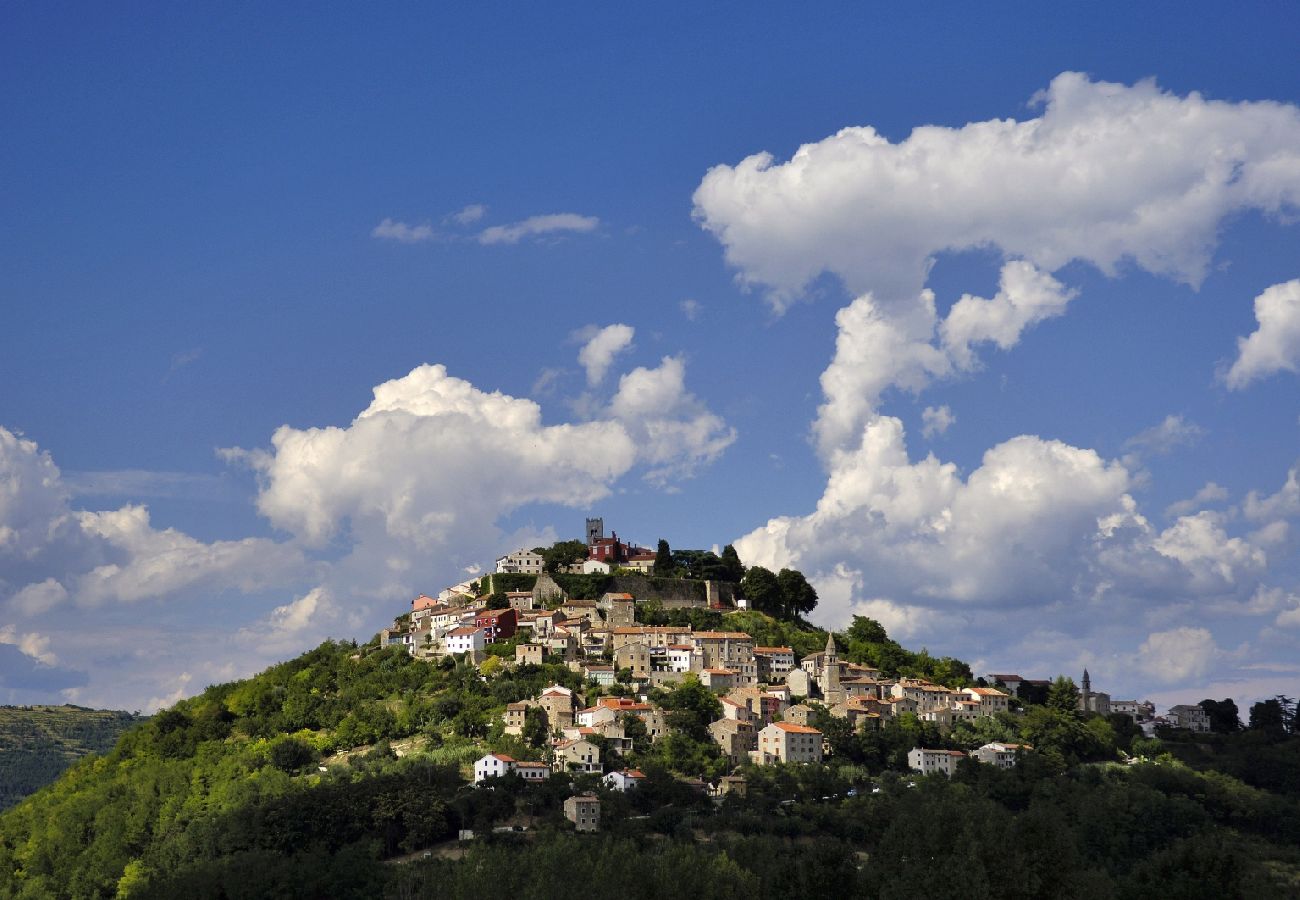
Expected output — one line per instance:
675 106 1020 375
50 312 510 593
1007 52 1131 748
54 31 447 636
1 625 1297 898
0 706 145 810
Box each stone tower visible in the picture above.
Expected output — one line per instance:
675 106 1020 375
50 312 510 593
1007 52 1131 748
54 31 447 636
1080 668 1092 713
585 517 604 545
820 631 841 701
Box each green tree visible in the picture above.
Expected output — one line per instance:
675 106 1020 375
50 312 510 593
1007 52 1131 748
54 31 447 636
846 615 889 644
719 544 745 582
1199 698 1241 733
535 539 589 573
522 707 549 748
486 592 510 609
1248 697 1288 735
267 736 318 774
654 539 675 576
1047 676 1080 714
776 568 818 619
740 566 781 616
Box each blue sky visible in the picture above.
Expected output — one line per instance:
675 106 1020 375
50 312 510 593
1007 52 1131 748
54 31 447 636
2 4 1298 712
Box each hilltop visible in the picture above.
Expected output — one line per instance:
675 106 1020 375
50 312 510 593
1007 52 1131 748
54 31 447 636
0 587 1297 898
0 705 145 810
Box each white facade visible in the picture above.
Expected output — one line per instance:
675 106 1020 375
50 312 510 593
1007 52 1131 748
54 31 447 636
495 550 545 574
474 753 515 783
963 687 1010 715
907 747 965 776
445 626 485 656
581 558 611 575
972 742 1027 769
603 770 645 791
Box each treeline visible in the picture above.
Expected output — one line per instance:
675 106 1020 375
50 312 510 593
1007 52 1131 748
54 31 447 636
392 754 1299 899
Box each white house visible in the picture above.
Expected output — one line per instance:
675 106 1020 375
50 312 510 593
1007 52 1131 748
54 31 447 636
963 687 1010 716
907 747 966 777
445 625 485 656
581 558 611 575
513 761 552 782
603 769 646 791
972 742 1030 769
496 550 545 574
474 753 516 783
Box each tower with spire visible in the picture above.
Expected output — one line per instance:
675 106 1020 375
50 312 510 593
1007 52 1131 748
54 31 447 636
819 631 842 701
1080 668 1092 713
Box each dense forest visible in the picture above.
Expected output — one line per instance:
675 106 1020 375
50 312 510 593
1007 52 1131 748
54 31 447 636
1 613 1297 898
0 706 145 810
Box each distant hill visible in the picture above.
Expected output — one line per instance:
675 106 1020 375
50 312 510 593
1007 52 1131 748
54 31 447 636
0 705 145 809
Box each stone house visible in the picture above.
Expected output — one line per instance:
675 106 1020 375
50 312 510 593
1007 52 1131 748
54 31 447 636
753 646 795 682
754 722 823 765
553 738 601 774
783 703 812 726
564 794 600 832
503 702 529 736
709 718 757 765
614 641 651 678
515 643 544 666
692 632 757 686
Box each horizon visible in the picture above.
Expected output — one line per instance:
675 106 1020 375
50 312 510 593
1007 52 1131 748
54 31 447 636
2 4 1299 713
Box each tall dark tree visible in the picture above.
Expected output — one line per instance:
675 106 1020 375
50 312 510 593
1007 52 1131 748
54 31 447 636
653 539 675 576
1047 676 1080 715
1199 698 1241 733
522 707 549 748
1249 696 1295 734
776 568 818 619
719 544 745 583
740 566 781 616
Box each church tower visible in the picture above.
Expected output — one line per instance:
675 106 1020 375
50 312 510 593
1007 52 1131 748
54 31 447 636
820 631 841 700
1080 668 1092 713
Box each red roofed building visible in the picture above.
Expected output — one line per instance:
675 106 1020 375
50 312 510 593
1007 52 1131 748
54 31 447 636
475 606 517 642
755 721 823 764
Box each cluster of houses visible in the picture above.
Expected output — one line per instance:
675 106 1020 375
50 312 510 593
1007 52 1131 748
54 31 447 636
495 518 658 577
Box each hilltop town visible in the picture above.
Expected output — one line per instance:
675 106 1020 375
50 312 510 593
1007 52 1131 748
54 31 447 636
3 518 1294 897
372 518 1206 828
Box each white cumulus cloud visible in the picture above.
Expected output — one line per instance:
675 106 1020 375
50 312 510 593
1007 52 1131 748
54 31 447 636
1224 279 1300 389
813 261 1072 456
694 72 1300 311
576 324 636 386
1138 627 1218 683
0 624 57 666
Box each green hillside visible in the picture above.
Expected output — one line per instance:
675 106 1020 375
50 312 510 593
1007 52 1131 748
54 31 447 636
0 620 1296 899
0 706 145 810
